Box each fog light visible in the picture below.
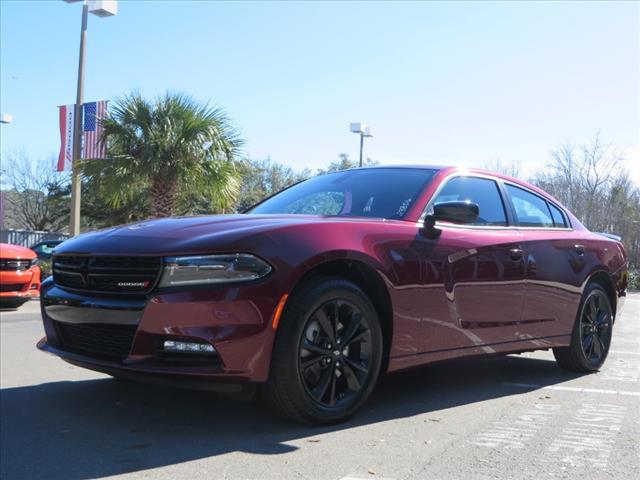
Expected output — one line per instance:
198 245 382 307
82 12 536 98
163 340 216 354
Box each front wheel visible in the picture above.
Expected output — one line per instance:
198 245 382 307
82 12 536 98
263 277 383 424
553 284 613 372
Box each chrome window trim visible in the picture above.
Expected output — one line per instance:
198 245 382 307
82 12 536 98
417 172 574 231
547 202 570 229
431 224 573 232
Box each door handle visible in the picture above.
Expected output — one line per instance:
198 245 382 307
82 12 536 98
509 248 524 261
575 244 585 256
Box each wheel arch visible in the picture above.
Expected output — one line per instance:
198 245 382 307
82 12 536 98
586 270 617 317
285 257 394 375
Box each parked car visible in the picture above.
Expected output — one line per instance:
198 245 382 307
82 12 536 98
29 240 65 261
0 243 41 309
37 166 628 424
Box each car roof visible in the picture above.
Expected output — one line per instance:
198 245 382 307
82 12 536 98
354 165 563 206
351 164 447 171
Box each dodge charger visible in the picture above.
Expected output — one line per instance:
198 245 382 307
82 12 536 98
37 166 628 423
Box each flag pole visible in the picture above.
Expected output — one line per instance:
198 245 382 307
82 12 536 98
69 0 88 237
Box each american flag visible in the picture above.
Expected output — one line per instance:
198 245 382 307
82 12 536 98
82 100 108 159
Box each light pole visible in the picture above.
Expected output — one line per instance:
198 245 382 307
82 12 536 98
349 122 373 167
0 115 12 230
64 0 117 236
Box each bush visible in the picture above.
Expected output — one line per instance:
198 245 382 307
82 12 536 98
38 259 52 280
628 269 640 291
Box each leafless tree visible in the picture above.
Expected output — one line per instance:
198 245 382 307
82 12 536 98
0 151 70 232
531 134 639 268
483 158 522 178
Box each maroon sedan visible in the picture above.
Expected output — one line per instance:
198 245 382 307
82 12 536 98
38 166 628 424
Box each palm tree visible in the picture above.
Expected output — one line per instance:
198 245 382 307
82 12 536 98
82 92 243 217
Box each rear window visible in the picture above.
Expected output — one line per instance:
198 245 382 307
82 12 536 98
548 203 568 228
505 184 554 228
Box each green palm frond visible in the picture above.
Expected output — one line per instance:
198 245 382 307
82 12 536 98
82 91 244 217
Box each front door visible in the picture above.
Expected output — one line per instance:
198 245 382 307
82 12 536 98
417 175 527 352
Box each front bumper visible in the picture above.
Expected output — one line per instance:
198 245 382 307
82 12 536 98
0 267 41 300
38 278 284 383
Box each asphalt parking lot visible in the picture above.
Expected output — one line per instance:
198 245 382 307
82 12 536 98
1 295 638 480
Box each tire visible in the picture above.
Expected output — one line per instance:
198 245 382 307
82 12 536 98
553 283 613 372
0 298 28 309
263 276 383 424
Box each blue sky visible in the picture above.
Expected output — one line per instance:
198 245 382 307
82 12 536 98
1 1 639 181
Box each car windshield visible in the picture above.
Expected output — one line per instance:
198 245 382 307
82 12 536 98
249 167 438 219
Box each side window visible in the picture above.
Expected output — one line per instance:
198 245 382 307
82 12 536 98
505 185 554 227
433 177 507 226
548 203 568 228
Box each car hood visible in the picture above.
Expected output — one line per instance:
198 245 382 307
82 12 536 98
0 243 37 259
54 214 383 256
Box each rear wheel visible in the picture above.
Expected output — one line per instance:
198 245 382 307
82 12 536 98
263 277 383 424
553 284 613 372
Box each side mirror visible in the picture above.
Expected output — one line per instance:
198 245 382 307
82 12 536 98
424 201 479 229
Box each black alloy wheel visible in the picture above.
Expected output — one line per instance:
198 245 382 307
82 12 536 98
298 299 373 408
264 277 383 424
579 290 613 364
554 283 613 372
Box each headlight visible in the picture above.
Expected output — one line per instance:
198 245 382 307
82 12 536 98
30 258 39 267
158 253 272 287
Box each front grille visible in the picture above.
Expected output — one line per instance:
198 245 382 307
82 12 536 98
0 259 31 271
53 255 162 294
0 283 27 292
54 321 137 360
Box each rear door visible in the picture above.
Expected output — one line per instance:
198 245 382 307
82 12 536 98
503 183 583 338
417 175 528 351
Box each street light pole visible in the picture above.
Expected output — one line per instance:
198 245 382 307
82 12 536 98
65 0 117 236
69 1 88 237
350 122 373 167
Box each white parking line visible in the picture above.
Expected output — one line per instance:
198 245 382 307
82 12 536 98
548 403 627 469
504 383 640 396
609 350 640 355
472 403 562 449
